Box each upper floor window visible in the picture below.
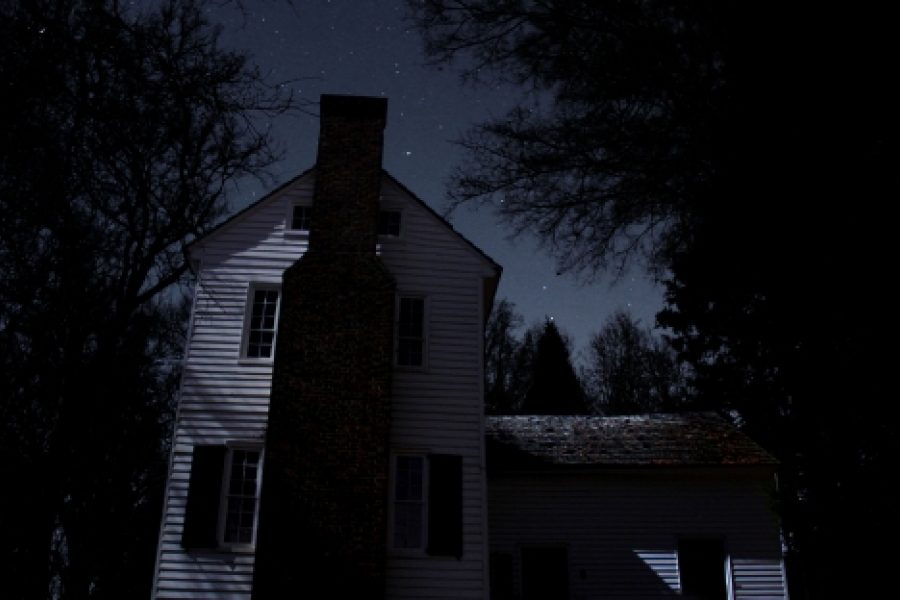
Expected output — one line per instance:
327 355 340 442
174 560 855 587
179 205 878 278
397 296 425 367
244 287 280 359
378 210 401 237
291 204 312 233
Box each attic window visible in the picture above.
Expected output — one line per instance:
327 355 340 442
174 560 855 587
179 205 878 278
291 205 312 233
378 210 401 236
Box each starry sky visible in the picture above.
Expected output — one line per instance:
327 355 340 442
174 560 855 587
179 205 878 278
212 0 663 357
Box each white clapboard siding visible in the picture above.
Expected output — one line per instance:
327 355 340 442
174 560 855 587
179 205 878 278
488 468 788 600
380 175 495 600
153 171 497 599
152 172 312 599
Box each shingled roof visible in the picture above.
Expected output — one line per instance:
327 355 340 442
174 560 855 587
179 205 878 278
485 413 777 468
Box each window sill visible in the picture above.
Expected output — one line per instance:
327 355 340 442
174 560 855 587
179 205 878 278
389 546 427 558
184 544 255 555
376 238 406 252
217 543 256 554
238 358 274 366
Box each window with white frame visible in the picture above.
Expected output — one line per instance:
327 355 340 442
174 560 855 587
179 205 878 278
397 296 425 367
181 443 264 551
393 455 425 549
244 286 280 359
220 447 263 545
391 453 462 557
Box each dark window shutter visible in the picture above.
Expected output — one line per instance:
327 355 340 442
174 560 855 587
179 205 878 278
426 453 463 558
181 445 226 549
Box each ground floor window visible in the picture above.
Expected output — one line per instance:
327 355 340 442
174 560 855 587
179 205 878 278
220 447 262 545
181 443 263 550
391 453 462 557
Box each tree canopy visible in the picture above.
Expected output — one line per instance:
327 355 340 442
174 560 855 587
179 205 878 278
484 305 588 416
484 298 524 414
408 1 896 597
0 1 290 597
582 310 684 415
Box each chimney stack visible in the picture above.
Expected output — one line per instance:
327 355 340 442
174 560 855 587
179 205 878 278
309 94 388 255
253 95 395 599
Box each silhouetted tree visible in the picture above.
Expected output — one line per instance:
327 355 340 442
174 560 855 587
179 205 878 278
520 320 587 415
407 2 897 597
583 310 684 414
408 0 738 277
503 324 539 413
0 1 291 598
485 298 524 414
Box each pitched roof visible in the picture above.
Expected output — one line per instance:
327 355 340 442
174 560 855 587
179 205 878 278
485 413 777 468
382 170 501 276
187 168 501 278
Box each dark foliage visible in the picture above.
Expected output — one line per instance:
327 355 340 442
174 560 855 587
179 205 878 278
582 310 685 414
410 0 734 277
484 306 586 415
0 1 289 597
484 299 524 414
408 1 897 597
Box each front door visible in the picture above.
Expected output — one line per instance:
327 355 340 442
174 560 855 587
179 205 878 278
521 546 569 600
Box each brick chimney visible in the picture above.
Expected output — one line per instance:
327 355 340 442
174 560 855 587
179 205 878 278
309 95 387 254
253 95 395 599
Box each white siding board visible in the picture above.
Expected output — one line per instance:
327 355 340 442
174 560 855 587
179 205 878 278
488 469 787 600
379 176 490 599
153 172 312 600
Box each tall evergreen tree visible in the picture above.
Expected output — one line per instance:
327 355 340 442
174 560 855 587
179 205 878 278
520 320 587 415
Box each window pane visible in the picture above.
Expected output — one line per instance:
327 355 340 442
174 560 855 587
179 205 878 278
246 289 279 359
223 449 261 545
398 298 424 366
394 456 424 549
393 502 423 548
378 210 401 236
292 205 311 231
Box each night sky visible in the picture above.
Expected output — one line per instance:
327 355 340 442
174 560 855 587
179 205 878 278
213 0 663 355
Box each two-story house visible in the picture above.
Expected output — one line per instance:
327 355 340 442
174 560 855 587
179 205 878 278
151 94 788 600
